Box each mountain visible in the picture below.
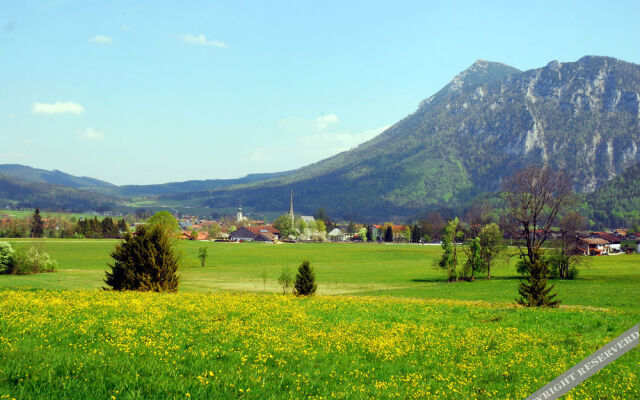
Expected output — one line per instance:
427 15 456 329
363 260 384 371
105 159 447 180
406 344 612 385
0 164 115 189
0 174 119 212
156 56 640 220
0 164 289 198
109 171 291 197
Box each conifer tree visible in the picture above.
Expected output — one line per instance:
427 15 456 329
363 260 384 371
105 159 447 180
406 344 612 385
384 226 393 242
293 259 317 296
516 254 559 307
104 225 180 292
31 208 44 238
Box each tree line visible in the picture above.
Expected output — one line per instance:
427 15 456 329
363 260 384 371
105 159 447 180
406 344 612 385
0 209 129 239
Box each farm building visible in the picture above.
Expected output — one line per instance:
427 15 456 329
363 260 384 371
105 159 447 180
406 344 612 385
578 237 611 256
229 226 280 242
591 232 622 252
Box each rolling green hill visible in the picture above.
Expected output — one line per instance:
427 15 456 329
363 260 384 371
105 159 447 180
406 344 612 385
0 174 119 212
0 164 115 189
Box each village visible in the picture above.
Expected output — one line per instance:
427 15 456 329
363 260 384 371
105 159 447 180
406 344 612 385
3 200 640 256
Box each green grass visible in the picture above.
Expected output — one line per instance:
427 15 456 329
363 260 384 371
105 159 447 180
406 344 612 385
0 290 638 399
0 240 639 399
1 240 639 310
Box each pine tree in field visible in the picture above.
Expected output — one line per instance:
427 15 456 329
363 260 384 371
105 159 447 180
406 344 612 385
104 225 180 292
384 226 393 242
293 259 317 296
31 208 44 238
516 255 559 307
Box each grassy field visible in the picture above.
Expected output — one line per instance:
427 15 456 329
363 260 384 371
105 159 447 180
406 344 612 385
1 240 640 309
0 209 116 221
0 240 639 398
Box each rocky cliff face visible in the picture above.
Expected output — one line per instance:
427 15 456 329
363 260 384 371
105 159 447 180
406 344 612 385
169 56 640 219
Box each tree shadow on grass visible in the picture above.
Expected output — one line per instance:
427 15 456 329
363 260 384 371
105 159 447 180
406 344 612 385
410 276 589 283
410 276 523 283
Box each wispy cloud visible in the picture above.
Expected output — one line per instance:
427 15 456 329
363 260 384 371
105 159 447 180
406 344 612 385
32 101 85 115
90 34 112 44
278 113 340 132
79 128 104 141
180 34 228 48
296 125 390 156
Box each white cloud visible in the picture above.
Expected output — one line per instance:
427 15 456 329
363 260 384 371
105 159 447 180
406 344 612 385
278 113 340 132
90 35 112 44
180 34 228 48
313 114 340 130
32 101 85 115
296 125 390 156
79 128 104 141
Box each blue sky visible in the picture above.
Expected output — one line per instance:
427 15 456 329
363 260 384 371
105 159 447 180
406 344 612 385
2 0 639 185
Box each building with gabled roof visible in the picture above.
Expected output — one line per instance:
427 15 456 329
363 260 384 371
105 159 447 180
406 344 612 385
229 226 280 242
591 232 621 252
578 237 610 255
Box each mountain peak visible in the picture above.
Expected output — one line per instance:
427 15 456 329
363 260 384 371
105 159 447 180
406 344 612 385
448 60 521 92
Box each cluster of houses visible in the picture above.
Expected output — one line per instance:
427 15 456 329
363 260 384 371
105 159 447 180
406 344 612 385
577 230 640 255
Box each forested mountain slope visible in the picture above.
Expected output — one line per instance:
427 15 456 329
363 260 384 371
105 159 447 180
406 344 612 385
582 161 640 227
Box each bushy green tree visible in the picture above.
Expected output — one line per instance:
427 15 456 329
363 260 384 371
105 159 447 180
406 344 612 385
358 227 368 242
12 246 57 275
0 242 16 274
147 211 179 233
315 220 327 234
197 246 208 267
104 225 180 292
462 237 482 281
293 259 317 296
439 218 461 282
478 223 503 279
278 266 292 295
273 214 294 238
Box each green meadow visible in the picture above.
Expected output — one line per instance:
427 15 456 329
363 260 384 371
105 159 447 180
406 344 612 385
1 240 640 310
0 240 639 399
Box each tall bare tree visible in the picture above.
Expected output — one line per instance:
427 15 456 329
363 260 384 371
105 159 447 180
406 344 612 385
503 166 573 307
503 166 573 264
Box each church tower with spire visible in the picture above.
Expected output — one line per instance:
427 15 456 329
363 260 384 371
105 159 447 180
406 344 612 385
288 189 294 227
236 202 243 223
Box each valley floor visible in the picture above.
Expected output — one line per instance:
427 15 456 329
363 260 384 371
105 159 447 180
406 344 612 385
0 241 639 398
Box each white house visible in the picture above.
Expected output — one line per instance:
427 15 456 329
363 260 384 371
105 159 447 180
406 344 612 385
327 228 345 242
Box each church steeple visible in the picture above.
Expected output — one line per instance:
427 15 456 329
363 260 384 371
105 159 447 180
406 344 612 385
236 202 243 223
289 189 294 227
